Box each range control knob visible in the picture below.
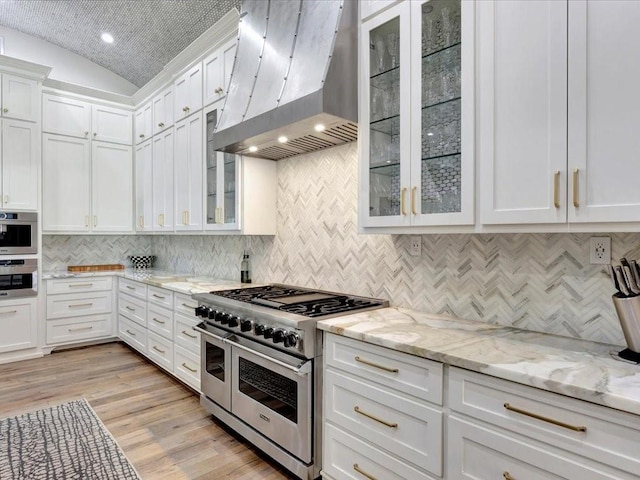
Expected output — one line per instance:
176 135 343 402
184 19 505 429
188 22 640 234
195 306 206 317
220 313 231 325
284 333 299 348
240 319 253 332
200 306 212 318
254 324 265 336
228 316 240 328
207 309 217 320
214 311 225 323
272 329 286 344
263 327 275 339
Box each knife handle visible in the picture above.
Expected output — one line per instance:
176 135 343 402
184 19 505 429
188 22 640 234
615 265 631 297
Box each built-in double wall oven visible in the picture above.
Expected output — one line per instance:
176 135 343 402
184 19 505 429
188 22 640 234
0 211 38 298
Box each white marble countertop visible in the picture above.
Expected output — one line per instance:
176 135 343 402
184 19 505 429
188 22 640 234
42 269 252 295
317 307 640 416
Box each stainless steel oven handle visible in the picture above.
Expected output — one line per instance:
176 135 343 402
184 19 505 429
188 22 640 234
193 324 230 343
227 338 312 376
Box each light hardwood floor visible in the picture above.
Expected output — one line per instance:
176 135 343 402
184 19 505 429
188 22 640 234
0 342 299 480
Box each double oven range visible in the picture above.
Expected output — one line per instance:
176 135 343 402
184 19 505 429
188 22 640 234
193 284 388 480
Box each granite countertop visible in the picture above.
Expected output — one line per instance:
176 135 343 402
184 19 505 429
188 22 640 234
317 307 640 416
42 269 252 295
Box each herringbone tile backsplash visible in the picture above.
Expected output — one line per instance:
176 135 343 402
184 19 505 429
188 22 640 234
44 143 640 346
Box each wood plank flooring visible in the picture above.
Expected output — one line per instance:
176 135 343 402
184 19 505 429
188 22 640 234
0 342 299 480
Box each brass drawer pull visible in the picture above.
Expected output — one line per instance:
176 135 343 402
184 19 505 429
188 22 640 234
69 303 93 308
354 406 397 429
572 168 579 207
152 294 165 299
181 362 197 373
553 170 560 209
151 317 165 324
126 329 136 336
503 472 516 480
503 403 587 432
353 463 377 480
411 186 417 215
400 187 407 216
181 330 197 339
126 285 135 290
125 306 135 311
68 326 93 332
69 283 93 288
354 356 399 373
0 310 18 314
152 345 166 354
181 303 194 308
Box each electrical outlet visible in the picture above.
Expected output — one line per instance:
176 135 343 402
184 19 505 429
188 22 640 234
590 236 611 265
410 236 421 256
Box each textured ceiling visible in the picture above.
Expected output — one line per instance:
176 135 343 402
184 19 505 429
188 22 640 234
0 0 241 88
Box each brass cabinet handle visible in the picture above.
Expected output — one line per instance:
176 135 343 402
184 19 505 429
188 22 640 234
186 210 190 225
572 168 579 208
3 195 8 204
503 472 516 480
85 215 89 227
93 215 97 227
84 131 89 136
69 303 93 308
354 355 399 373
354 406 398 428
181 330 197 339
151 317 165 324
400 187 407 215
125 306 135 311
126 329 136 336
181 362 197 373
126 285 135 290
2 107 7 113
161 213 165 227
69 283 93 288
158 214 162 227
152 345 165 354
152 294 165 299
553 170 560 209
503 403 587 432
181 303 193 308
411 186 417 215
139 134 145 138
182 106 189 112
159 122 165 127
0 310 18 314
68 326 93 332
353 463 377 480
93 132 97 137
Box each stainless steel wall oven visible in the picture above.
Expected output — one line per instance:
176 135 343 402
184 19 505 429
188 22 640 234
0 211 37 255
0 258 38 298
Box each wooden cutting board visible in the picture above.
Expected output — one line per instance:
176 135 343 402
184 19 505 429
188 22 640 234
67 264 125 272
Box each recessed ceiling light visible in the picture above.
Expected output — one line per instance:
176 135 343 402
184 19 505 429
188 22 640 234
248 146 258 152
101 33 114 44
314 123 326 132
278 136 288 143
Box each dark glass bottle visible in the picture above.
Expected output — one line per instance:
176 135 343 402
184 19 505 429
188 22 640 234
241 252 251 283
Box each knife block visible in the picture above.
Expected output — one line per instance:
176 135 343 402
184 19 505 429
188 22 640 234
612 294 640 354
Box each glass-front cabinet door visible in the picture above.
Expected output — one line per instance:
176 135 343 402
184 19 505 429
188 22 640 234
360 0 474 229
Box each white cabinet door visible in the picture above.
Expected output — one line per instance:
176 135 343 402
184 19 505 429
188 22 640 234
1 119 38 210
134 101 152 144
152 86 174 135
1 74 39 122
135 139 153 232
174 112 203 231
0 298 37 353
91 141 133 232
152 128 174 231
174 63 203 121
568 0 640 223
42 133 91 232
203 39 236 107
478 0 567 225
42 93 91 139
360 0 399 21
91 104 133 145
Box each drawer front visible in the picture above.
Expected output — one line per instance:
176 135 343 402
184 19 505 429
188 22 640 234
47 292 112 319
47 276 113 294
119 314 147 353
174 344 200 391
147 331 174 371
325 368 442 475
46 314 112 345
118 293 146 326
147 303 173 340
323 423 434 480
147 286 174 309
174 292 197 317
447 416 630 480
449 367 640 475
175 313 200 351
119 278 147 300
325 333 443 404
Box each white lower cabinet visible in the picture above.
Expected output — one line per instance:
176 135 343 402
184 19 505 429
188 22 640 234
147 330 174 371
118 314 147 353
45 277 114 346
0 298 37 354
174 344 200 390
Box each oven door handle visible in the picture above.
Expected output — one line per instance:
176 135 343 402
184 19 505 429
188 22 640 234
228 338 312 376
193 324 231 342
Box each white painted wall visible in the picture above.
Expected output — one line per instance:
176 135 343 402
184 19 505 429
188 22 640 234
0 26 138 96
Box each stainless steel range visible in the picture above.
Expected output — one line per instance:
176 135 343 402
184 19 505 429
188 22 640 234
192 284 388 480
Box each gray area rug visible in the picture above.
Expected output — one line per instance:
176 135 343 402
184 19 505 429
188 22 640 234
0 399 140 480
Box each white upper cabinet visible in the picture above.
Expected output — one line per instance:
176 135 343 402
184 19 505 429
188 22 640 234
152 128 174 232
203 39 236 107
478 0 567 225
135 139 153 232
152 86 174 135
174 63 203 121
42 94 91 139
174 111 203 231
92 104 133 145
360 0 399 21
134 101 152 144
1 74 40 122
1 119 38 210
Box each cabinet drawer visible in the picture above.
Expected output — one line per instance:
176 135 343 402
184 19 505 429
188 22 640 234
325 333 443 404
447 416 630 480
174 292 197 317
119 278 147 300
119 315 147 353
449 367 640 476
323 423 433 480
325 368 442 475
175 313 200 351
147 286 173 309
147 331 174 372
147 303 173 340
46 314 112 345
47 276 113 294
174 344 200 391
47 292 112 319
118 293 146 326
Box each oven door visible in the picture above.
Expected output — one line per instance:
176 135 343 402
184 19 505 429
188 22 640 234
229 335 313 463
198 326 232 411
0 259 37 298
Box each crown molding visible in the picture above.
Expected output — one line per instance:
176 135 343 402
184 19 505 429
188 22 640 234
0 54 52 80
42 82 134 108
